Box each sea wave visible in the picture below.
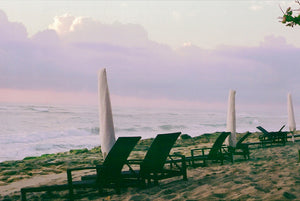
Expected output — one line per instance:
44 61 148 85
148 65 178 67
26 106 51 112
0 103 293 162
200 123 227 128
81 127 100 134
159 124 187 130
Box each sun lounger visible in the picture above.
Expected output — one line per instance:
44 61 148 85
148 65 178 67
21 136 141 201
229 132 252 159
190 132 232 167
257 125 287 146
124 132 187 186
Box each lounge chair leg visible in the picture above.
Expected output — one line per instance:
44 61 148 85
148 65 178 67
68 188 74 201
97 186 104 194
148 178 151 185
182 157 187 181
140 179 146 188
183 170 187 181
67 169 74 201
115 179 121 194
153 173 159 186
21 189 27 201
115 187 121 194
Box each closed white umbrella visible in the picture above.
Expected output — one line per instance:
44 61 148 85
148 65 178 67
98 68 116 158
225 89 237 147
288 93 296 143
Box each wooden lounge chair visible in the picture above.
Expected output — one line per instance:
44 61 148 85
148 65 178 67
21 136 141 201
124 132 187 186
229 132 252 160
190 132 232 167
257 125 287 146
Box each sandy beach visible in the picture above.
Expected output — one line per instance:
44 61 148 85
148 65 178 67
1 132 300 200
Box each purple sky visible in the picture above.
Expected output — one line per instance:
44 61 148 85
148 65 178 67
0 9 299 111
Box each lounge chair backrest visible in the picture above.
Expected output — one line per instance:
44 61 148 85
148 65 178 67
102 136 141 176
278 125 285 132
256 126 269 136
141 132 181 172
236 132 252 148
257 125 285 134
208 132 230 157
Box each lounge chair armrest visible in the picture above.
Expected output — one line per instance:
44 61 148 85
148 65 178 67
168 152 186 161
127 159 143 164
67 166 96 172
191 147 212 156
67 166 98 185
166 153 187 171
171 152 184 156
191 147 212 151
191 147 204 151
199 147 212 151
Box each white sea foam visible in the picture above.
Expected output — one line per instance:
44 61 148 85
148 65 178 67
0 103 294 162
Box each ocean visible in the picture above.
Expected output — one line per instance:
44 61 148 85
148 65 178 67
0 103 293 162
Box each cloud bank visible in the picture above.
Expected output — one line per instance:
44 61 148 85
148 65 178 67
0 10 299 109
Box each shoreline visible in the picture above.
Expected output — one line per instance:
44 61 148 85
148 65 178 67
1 132 300 200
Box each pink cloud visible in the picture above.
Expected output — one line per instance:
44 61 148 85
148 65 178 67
0 11 299 107
260 35 291 48
0 10 27 42
0 88 97 105
48 14 151 48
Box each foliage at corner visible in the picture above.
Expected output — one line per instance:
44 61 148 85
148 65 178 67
280 1 300 27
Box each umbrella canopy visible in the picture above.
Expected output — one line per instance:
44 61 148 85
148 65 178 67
225 89 237 147
98 68 116 158
288 93 296 142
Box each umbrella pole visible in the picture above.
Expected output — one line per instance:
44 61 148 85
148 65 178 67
292 132 295 143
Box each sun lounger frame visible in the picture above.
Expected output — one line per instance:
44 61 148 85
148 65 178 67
189 132 232 167
257 126 288 146
20 136 141 201
124 132 187 186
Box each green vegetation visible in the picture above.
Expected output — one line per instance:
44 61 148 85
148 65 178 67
280 1 300 27
0 132 259 185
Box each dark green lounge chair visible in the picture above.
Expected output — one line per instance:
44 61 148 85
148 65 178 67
229 132 252 160
257 125 287 146
190 132 232 167
124 132 187 186
21 136 141 201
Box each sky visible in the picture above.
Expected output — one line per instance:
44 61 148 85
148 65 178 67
0 0 300 112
